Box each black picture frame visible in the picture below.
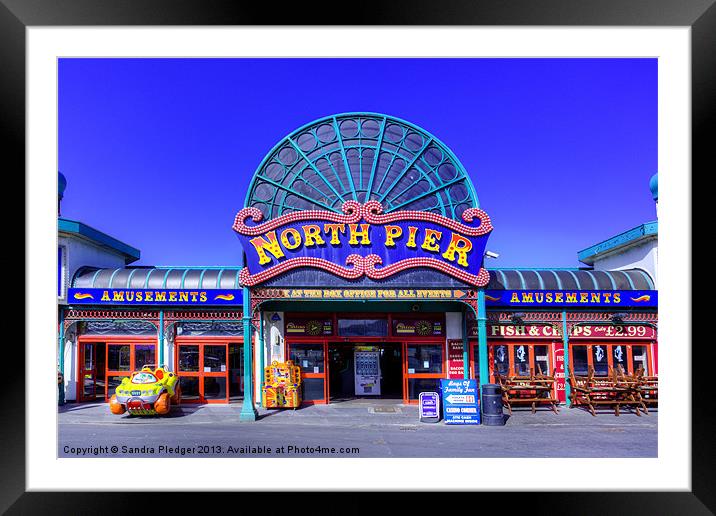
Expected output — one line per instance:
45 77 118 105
3 1 708 513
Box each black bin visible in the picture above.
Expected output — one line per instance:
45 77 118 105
481 383 505 426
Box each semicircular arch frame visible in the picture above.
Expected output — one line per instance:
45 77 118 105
245 112 479 221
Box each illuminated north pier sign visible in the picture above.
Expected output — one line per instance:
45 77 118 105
233 200 493 286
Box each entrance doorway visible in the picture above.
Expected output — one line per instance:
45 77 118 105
77 338 157 402
79 342 106 402
328 343 402 402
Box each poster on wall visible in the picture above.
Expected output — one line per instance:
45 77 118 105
447 339 465 379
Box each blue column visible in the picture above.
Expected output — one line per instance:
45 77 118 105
477 290 489 387
258 312 265 395
240 287 258 421
58 308 65 406
462 310 469 380
562 310 571 405
158 310 164 367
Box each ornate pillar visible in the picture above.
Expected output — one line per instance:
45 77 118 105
562 310 571 405
477 290 489 388
58 307 65 405
240 287 258 421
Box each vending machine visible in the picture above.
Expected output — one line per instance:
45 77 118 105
354 348 381 396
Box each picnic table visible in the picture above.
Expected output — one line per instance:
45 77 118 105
496 367 560 415
567 366 649 416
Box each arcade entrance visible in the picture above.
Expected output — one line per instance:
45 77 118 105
328 343 403 402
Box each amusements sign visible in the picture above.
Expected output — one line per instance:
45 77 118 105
67 288 241 306
447 339 465 379
233 200 493 286
440 379 480 424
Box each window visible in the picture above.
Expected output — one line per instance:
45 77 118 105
337 318 388 337
512 345 531 376
535 345 550 375
571 346 589 376
632 345 648 373
407 344 443 374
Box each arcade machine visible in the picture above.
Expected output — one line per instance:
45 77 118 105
262 360 302 408
354 347 381 396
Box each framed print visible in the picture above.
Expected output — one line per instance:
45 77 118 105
3 0 710 513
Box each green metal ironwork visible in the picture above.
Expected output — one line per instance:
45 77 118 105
476 290 489 390
562 311 571 405
240 287 258 421
58 308 66 405
245 113 479 220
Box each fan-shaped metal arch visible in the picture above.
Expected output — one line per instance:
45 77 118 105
245 112 479 221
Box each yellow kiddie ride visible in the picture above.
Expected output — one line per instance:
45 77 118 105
262 360 302 409
109 365 181 416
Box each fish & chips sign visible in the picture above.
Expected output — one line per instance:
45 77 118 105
233 200 493 286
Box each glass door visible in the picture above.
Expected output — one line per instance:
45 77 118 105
105 342 156 401
287 342 327 404
80 342 98 401
176 342 229 403
404 342 444 403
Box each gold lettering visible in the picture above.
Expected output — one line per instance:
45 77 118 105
384 225 403 247
281 228 302 250
302 224 325 247
112 291 125 302
590 293 601 303
510 292 520 303
250 231 285 265
613 292 621 303
145 291 153 301
566 293 577 303
101 291 110 301
580 293 589 303
323 223 346 245
179 292 188 302
421 229 442 252
154 291 166 302
169 292 177 302
200 292 207 302
406 226 418 248
521 292 534 303
441 233 472 266
348 223 371 245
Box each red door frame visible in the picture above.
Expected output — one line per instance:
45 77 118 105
568 340 656 376
174 335 243 404
286 336 446 405
77 335 157 402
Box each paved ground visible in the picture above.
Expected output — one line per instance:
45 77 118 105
58 400 657 458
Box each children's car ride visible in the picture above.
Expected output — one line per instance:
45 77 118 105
109 365 181 416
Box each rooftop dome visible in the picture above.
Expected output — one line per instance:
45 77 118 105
649 173 658 201
58 171 67 200
245 113 479 221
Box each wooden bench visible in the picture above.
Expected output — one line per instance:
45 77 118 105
496 368 560 415
567 366 647 416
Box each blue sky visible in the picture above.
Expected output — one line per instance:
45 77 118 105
58 58 657 268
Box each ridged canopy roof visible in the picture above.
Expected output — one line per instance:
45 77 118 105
74 267 654 291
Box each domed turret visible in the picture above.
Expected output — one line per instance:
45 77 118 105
58 171 67 215
649 173 658 202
